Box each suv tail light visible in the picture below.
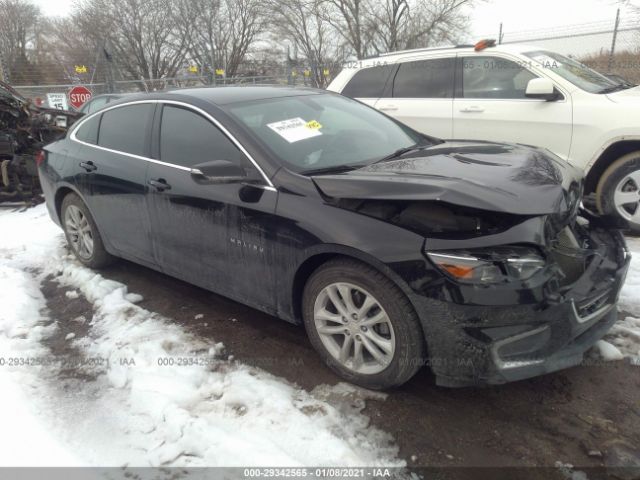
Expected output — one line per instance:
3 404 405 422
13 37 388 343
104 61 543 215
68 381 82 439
35 150 46 166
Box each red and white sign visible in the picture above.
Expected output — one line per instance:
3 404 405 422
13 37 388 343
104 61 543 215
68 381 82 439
68 86 93 110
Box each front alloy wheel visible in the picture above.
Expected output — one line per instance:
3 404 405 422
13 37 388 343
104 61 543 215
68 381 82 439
303 259 425 389
314 282 395 375
597 151 640 232
612 171 640 224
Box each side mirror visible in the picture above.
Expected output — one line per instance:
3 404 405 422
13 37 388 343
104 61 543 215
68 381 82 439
525 78 560 101
190 160 246 184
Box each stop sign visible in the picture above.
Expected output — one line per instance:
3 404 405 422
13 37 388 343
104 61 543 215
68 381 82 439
68 86 93 110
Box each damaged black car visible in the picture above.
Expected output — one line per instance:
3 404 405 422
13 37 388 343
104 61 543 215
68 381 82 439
38 87 630 389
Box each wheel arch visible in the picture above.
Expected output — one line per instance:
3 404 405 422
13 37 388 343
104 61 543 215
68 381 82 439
289 245 421 327
585 139 640 194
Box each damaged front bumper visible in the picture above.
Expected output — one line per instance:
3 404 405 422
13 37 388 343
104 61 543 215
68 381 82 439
414 216 630 387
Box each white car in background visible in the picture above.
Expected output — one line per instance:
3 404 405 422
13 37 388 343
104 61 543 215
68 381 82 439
328 41 640 231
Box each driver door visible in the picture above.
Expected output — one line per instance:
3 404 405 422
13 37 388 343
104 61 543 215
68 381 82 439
145 103 279 311
453 55 573 160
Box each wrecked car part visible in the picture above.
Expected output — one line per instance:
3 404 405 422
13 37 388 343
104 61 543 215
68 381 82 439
0 80 79 204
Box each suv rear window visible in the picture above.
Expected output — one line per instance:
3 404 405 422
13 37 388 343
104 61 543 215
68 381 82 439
97 104 153 156
392 58 455 98
341 65 394 98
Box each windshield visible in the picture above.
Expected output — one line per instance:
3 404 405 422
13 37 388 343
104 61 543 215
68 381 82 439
226 93 425 174
523 50 620 93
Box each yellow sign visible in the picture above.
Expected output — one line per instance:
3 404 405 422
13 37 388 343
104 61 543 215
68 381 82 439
323 68 330 76
215 68 225 75
188 65 198 73
305 120 322 130
74 65 88 74
303 69 311 77
291 70 297 77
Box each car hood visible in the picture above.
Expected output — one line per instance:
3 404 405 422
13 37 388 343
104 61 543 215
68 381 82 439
606 85 640 103
311 141 583 216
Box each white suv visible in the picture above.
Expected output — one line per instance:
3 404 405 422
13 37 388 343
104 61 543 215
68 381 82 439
327 42 640 231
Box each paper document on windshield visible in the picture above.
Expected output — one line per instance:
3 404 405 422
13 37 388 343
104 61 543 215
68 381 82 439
267 117 322 143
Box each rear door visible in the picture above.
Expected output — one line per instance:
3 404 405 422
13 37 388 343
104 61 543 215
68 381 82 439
71 103 155 265
453 55 573 159
145 102 279 310
375 56 455 139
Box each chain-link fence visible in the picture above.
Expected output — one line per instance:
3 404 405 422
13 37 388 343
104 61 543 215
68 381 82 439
479 9 640 83
11 69 336 110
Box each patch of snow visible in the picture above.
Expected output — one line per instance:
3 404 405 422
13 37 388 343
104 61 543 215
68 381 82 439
65 290 79 299
594 340 623 361
604 237 640 362
0 205 404 467
194 313 204 320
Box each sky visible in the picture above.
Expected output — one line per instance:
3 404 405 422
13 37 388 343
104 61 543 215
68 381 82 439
31 0 638 41
469 0 634 38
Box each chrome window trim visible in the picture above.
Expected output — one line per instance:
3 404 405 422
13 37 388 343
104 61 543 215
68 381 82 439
69 98 275 187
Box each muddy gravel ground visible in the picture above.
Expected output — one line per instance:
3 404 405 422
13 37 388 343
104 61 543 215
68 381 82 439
40 259 640 479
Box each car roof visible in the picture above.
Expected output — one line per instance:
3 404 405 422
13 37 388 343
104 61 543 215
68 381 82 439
100 85 328 110
359 43 545 64
166 85 325 105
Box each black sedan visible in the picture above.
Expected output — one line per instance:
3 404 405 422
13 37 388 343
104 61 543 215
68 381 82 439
38 86 629 389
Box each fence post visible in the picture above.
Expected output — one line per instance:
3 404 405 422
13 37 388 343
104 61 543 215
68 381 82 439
608 8 620 71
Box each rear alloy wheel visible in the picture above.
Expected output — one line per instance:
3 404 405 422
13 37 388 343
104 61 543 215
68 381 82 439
597 151 640 232
303 259 425 389
61 193 114 268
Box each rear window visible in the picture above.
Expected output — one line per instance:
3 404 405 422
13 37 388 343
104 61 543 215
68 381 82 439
392 58 455 98
74 114 100 144
97 104 153 156
341 65 394 98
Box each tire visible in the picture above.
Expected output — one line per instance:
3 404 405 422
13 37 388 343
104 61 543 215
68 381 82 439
596 151 640 233
61 193 115 268
302 258 425 390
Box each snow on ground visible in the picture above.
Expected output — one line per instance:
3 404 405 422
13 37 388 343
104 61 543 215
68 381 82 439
0 205 402 467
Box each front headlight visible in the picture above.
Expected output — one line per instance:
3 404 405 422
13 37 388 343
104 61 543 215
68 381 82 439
427 246 546 284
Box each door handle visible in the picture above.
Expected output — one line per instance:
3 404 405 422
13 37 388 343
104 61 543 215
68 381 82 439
378 105 398 111
79 161 97 172
460 106 485 113
148 178 171 191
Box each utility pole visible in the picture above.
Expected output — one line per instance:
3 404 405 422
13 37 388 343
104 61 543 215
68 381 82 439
608 8 620 72
498 23 504 44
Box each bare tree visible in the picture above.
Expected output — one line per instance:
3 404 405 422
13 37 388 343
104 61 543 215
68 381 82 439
0 0 42 83
268 0 344 87
73 0 193 82
323 0 376 58
325 0 478 58
185 0 265 78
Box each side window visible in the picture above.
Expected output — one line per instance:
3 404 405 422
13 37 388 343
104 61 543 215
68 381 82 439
462 56 538 99
98 104 153 156
341 65 394 98
74 114 100 144
159 105 246 168
392 58 455 98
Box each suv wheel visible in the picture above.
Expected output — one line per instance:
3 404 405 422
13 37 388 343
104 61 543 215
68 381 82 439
302 259 425 389
61 193 114 268
597 151 640 232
